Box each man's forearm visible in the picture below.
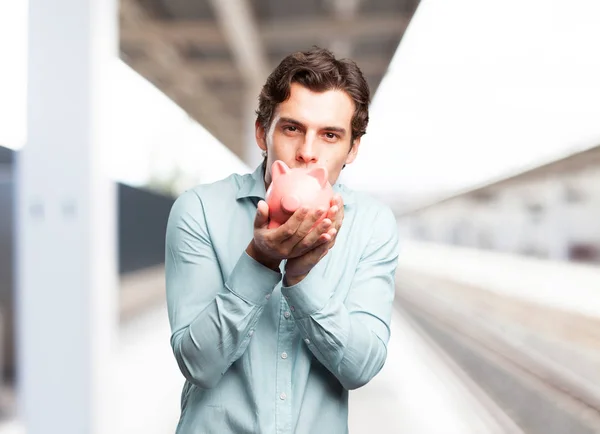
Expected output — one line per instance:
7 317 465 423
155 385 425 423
280 272 393 391
172 289 267 389
166 190 284 389
168 250 281 389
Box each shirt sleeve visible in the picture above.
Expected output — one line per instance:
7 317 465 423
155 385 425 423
280 206 400 390
165 189 282 389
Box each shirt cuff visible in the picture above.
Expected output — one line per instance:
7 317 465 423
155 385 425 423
281 271 330 319
225 252 282 305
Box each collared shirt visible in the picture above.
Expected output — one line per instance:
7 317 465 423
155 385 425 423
165 162 400 434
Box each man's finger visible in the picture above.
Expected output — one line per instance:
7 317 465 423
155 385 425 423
320 227 336 243
295 240 330 269
308 225 335 249
327 205 338 221
291 210 333 249
254 200 270 229
295 207 327 239
276 206 309 240
312 241 331 262
284 215 332 257
334 195 344 222
330 193 339 206
332 194 343 208
326 227 338 249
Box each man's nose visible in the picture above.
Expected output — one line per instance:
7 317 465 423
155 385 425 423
296 133 318 164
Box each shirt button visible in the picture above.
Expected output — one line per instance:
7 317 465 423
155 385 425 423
265 294 271 300
280 392 287 400
281 352 288 359
304 338 310 345
248 330 254 337
284 311 291 319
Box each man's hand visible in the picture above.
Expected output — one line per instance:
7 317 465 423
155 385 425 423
246 200 335 271
284 241 331 286
326 194 344 249
284 194 344 286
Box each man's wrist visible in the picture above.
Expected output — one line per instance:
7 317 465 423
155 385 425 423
283 272 308 287
281 271 330 319
246 240 281 272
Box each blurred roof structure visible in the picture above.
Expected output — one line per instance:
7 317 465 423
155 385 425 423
119 0 420 165
400 143 600 215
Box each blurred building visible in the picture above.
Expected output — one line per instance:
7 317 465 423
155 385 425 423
398 144 600 264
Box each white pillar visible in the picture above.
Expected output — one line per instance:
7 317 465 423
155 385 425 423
16 0 118 432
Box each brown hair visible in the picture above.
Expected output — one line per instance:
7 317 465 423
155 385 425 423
256 47 371 146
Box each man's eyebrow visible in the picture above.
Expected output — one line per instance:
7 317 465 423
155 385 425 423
322 126 347 135
278 117 347 135
278 117 306 128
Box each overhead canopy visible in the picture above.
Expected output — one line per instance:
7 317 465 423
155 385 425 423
119 0 420 165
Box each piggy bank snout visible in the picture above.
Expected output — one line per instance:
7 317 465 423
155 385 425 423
281 195 301 214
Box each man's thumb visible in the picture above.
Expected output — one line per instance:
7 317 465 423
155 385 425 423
254 200 269 228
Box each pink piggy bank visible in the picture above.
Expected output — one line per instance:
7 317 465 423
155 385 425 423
265 160 334 229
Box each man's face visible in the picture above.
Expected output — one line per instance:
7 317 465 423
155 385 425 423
256 82 361 186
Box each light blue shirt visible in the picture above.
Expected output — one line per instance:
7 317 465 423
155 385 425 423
165 162 400 434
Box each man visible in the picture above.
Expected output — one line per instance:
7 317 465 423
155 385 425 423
165 47 400 434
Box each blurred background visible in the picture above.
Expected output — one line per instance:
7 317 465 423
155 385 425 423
1 0 600 433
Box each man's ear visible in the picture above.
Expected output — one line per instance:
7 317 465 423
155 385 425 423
345 137 361 166
255 119 267 151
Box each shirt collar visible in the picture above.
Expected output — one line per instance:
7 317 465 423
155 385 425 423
236 162 355 206
236 162 267 201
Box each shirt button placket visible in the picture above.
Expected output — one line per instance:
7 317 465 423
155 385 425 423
276 296 293 433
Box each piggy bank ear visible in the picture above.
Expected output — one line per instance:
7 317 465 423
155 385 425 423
307 167 328 187
271 160 290 181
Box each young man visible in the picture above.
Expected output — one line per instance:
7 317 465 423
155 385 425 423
165 47 400 433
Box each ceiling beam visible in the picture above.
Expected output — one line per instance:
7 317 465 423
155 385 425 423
120 13 411 49
206 0 269 90
148 43 240 144
119 0 243 160
326 0 362 58
126 53 390 82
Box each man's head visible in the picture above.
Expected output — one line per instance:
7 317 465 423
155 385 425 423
255 47 370 186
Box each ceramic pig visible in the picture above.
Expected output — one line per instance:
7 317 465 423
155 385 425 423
265 160 334 229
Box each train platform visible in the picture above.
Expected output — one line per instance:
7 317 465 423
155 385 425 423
0 301 503 434
2 240 599 433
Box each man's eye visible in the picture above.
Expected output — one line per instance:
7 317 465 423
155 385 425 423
284 126 297 132
325 133 338 139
